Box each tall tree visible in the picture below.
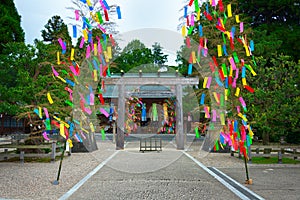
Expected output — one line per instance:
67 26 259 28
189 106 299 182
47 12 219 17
0 0 25 53
238 0 300 61
244 55 300 144
152 42 168 66
41 15 72 46
114 39 154 72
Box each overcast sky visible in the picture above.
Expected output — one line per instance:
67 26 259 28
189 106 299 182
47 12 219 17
14 0 185 65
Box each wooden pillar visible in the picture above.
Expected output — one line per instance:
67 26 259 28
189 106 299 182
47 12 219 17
116 84 125 150
175 84 184 150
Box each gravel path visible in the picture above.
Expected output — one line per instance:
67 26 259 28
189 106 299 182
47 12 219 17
0 141 116 200
1 139 298 200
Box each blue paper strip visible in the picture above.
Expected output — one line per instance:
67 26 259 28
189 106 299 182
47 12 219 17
200 93 205 105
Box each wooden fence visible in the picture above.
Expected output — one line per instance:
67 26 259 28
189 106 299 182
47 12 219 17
0 142 66 163
231 147 299 164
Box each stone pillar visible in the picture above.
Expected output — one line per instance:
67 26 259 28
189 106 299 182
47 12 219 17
175 84 184 150
116 84 125 150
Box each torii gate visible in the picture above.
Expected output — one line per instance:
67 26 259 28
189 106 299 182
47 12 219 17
103 73 199 150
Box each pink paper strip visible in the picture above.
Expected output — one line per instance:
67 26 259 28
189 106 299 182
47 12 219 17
239 97 246 107
204 106 210 118
85 107 92 115
58 38 66 50
51 66 59 77
86 45 91 58
206 77 212 88
100 108 109 117
43 107 49 119
69 65 78 76
191 14 195 26
43 132 50 141
240 22 244 33
75 10 80 21
212 110 217 122
236 106 240 113
229 57 236 70
90 93 94 105
79 37 85 48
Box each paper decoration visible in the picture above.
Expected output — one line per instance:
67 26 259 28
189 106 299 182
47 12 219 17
227 4 232 17
101 129 106 140
116 6 121 19
195 127 200 138
43 132 50 141
235 15 240 23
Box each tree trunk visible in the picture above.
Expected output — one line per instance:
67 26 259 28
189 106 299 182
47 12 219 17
262 132 269 145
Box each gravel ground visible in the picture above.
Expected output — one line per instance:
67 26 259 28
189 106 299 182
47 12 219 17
1 139 299 200
0 141 117 200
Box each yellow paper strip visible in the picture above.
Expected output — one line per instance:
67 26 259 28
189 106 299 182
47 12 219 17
182 26 186 37
107 46 112 59
248 125 254 137
57 52 61 65
94 43 98 56
217 45 222 57
225 89 228 101
38 107 42 119
244 44 250 56
242 78 247 86
235 87 240 97
197 10 200 21
94 70 98 82
238 113 248 122
60 123 66 138
104 51 109 62
53 116 70 128
229 66 233 76
192 51 196 63
203 77 208 88
89 122 95 132
67 139 73 148
56 76 66 83
83 29 88 41
227 4 232 17
235 15 240 23
47 92 54 104
213 92 220 103
70 48 75 61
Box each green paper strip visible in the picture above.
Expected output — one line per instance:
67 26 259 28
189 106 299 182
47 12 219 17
252 56 257 66
209 123 214 130
195 127 200 138
61 70 68 75
45 119 51 130
96 11 103 24
220 94 225 107
220 112 225 125
65 100 74 108
107 66 111 77
188 26 194 35
215 140 219 151
194 0 199 12
101 129 106 140
233 52 239 63
100 39 106 51
223 12 227 24
222 33 226 44
222 64 228 76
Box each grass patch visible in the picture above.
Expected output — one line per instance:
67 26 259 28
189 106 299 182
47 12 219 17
0 155 62 163
251 157 300 164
